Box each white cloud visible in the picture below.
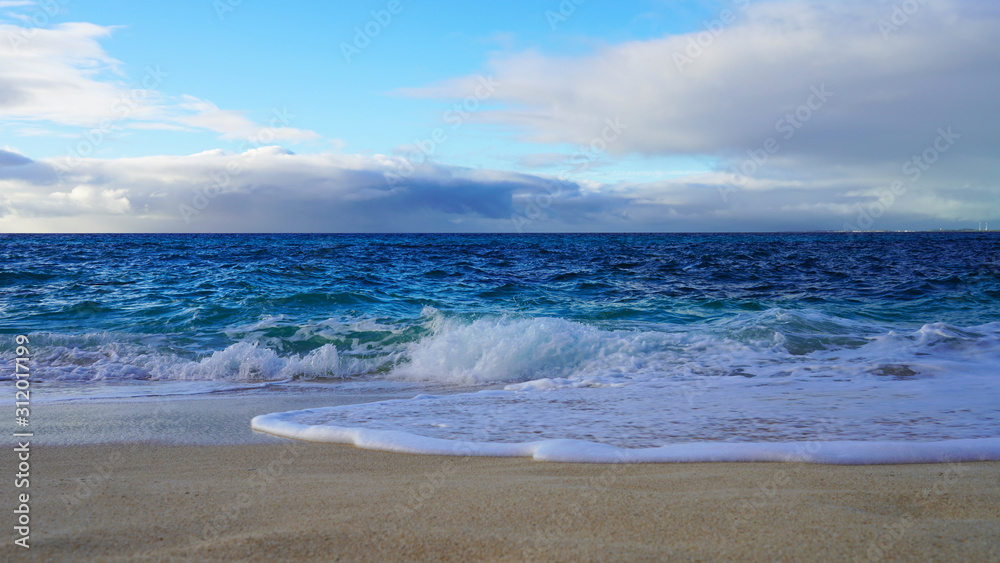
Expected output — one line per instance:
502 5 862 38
176 96 320 143
395 0 1000 230
407 0 1000 163
0 22 130 126
0 19 320 143
47 185 131 214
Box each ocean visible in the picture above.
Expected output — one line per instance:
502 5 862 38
3 232 1000 463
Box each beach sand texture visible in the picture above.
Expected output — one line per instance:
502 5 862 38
6 441 999 561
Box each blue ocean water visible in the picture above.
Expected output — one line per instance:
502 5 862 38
3 233 1000 462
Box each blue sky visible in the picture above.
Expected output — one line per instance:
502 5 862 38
1 0 998 232
8 0 713 169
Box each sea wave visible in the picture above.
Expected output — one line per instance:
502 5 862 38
4 309 999 386
247 312 1000 457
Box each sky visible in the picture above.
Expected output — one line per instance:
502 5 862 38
0 0 998 233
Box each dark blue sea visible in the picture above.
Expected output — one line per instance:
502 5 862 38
3 233 999 462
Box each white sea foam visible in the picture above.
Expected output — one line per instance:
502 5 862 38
3 336 362 382
9 312 1000 388
253 314 1000 463
392 313 676 384
252 407 1000 464
391 311 1000 386
9 310 1000 460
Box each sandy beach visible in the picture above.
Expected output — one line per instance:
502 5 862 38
7 433 999 561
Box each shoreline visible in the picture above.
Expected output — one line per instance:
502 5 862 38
9 442 999 561
7 392 999 560
24 385 434 446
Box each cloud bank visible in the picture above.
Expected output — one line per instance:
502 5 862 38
0 141 991 233
1 0 998 232
0 147 567 232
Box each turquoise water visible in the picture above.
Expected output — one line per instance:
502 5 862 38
3 233 1000 460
